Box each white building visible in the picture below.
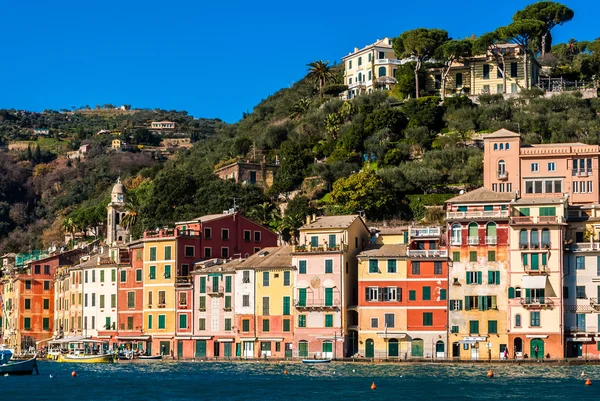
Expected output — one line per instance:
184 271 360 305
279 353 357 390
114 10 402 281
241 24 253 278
80 255 119 339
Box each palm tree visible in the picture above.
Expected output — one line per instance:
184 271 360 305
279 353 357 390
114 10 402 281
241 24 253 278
61 217 76 247
121 193 139 232
289 97 312 120
306 61 334 100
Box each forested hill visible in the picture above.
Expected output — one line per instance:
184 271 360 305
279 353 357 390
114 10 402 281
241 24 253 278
1 0 600 254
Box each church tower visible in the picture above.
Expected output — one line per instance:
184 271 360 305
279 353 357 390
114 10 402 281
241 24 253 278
106 178 128 246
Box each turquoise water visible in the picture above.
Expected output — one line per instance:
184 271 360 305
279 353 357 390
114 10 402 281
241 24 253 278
5 361 600 400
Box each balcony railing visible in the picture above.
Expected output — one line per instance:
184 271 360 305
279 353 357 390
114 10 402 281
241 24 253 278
485 236 497 245
175 276 192 287
572 169 592 177
348 81 366 89
497 171 508 180
510 216 565 225
374 58 404 65
571 242 600 252
292 244 348 253
407 249 448 258
295 298 340 310
520 297 554 308
410 227 441 238
450 238 461 246
446 210 509 220
524 265 549 274
207 286 224 296
566 325 598 333
467 236 479 245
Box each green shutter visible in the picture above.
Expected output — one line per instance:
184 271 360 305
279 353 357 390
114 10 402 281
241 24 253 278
477 272 482 284
283 319 290 332
242 319 249 332
409 290 416 301
299 289 306 306
325 314 333 327
225 276 232 293
453 252 460 262
542 253 547 266
508 287 515 299
423 286 431 300
150 247 156 261
520 208 530 216
164 265 171 279
466 272 471 284
158 315 166 329
299 260 307 274
523 254 528 266
464 297 470 311
150 266 156 279
325 288 333 306
283 296 290 315
200 277 206 293
120 270 126 282
440 289 447 300
531 253 539 270
495 271 500 285
325 259 333 273
488 272 494 284
148 315 153 329
179 314 187 329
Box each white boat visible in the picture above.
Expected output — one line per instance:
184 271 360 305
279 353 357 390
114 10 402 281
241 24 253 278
302 359 331 364
0 346 38 375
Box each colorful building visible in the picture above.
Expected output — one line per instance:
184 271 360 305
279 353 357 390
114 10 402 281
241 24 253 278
292 215 370 358
446 188 512 360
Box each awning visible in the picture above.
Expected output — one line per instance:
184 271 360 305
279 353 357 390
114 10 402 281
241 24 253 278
97 335 112 339
522 275 547 289
239 337 256 341
36 337 55 345
258 338 284 342
216 338 234 343
115 336 150 341
567 337 594 342
459 340 476 345
525 335 549 339
594 337 600 342
377 332 407 339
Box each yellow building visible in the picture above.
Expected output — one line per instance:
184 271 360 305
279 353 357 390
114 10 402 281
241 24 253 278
54 266 84 338
143 230 177 356
426 44 541 96
341 38 406 99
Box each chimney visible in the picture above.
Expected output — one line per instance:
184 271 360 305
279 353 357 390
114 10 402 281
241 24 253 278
306 215 311 226
354 47 359 52
312 213 317 222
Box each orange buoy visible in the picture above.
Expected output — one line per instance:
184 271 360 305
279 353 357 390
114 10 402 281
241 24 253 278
487 369 494 378
585 378 592 386
71 371 77 377
284 369 288 375
371 382 377 390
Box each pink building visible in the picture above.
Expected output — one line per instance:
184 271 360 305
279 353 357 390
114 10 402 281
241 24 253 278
484 129 600 205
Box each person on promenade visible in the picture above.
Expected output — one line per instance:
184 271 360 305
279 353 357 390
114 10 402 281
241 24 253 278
534 345 539 359
503 347 508 360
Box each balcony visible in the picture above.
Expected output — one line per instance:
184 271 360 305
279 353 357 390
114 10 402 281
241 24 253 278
571 242 600 252
566 325 598 334
519 242 551 251
175 276 192 288
410 227 441 238
348 81 366 90
523 265 549 275
520 297 554 309
157 303 166 308
572 170 592 177
590 298 600 310
450 238 462 246
446 210 509 220
374 58 404 65
510 216 565 225
497 171 508 180
292 244 348 254
485 236 497 245
207 286 224 296
467 236 479 245
407 249 448 258
295 298 340 310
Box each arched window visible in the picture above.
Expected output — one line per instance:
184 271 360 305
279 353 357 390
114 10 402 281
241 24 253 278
541 228 550 248
515 314 521 327
378 66 386 78
451 224 462 245
519 230 528 248
494 143 498 150
508 287 515 299
468 223 479 245
530 229 539 248
500 143 504 150
515 287 522 298
486 223 497 244
506 143 510 150
498 160 506 175
358 72 362 82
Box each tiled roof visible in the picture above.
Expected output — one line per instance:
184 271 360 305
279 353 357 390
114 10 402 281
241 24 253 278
514 197 565 204
483 129 520 139
193 213 229 223
373 226 408 235
234 246 293 270
358 244 407 258
446 187 515 203
302 215 361 230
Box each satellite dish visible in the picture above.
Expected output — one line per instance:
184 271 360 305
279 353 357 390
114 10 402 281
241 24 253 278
459 190 465 195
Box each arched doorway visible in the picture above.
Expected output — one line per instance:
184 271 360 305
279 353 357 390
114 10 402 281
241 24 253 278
365 339 374 358
514 337 523 358
411 339 424 357
388 339 399 357
530 339 544 359
435 341 445 358
298 341 308 358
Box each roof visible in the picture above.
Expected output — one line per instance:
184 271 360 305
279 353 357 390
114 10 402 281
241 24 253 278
528 142 589 148
194 258 242 273
1 253 16 258
341 37 394 60
234 246 294 270
483 129 521 139
372 226 408 235
195 213 229 223
514 197 566 205
446 187 515 204
358 244 407 258
301 215 361 230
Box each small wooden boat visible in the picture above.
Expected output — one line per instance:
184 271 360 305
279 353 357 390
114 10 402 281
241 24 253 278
57 353 115 363
139 355 162 361
0 356 39 375
302 359 331 364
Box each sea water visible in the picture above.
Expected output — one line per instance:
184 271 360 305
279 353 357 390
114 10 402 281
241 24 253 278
5 361 600 400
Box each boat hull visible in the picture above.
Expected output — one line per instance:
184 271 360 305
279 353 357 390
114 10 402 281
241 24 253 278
139 355 162 360
57 354 115 363
0 357 38 375
302 359 331 364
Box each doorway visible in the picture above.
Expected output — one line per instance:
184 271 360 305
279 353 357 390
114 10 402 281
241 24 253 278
530 339 544 359
365 339 374 358
452 342 460 358
195 340 206 358
388 339 399 357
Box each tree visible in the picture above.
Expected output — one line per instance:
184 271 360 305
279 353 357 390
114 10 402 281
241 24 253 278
289 97 312 120
497 20 545 89
306 61 334 100
437 40 472 99
474 32 508 93
513 1 574 58
393 29 449 98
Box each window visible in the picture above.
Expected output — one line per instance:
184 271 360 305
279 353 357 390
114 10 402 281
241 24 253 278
488 251 496 262
488 271 500 285
409 290 416 301
325 314 333 328
466 271 482 285
434 261 442 274
299 260 307 274
24 317 31 330
449 300 463 310
127 292 135 308
111 294 116 308
369 260 379 273
382 287 398 301
325 288 333 306
262 271 269 286
576 256 585 270
221 247 229 258
422 286 431 301
149 266 156 280
164 246 172 260
384 313 395 328
199 296 206 310
358 56 362 66
412 262 420 275
199 277 206 293
366 287 379 302
368 71 372 80
198 318 205 330
179 314 188 329
283 271 290 286
456 73 463 88
120 270 126 282
378 66 386 77
451 325 459 334
43 318 50 331
483 64 490 79
204 227 212 239
158 315 166 329
185 246 195 258
515 314 521 327
34 265 40 274
43 281 50 290
368 53 372 62
85 270 88 283
254 231 261 242
348 60 352 69
127 316 134 330
92 293 96 306
577 313 586 331
497 84 504 94
221 228 229 240
488 320 498 334
548 162 555 171
283 296 290 315
149 247 157 261
262 297 270 316
510 62 518 77
469 320 479 334
511 83 518 93
440 289 447 300
136 269 142 282
243 295 250 307
43 299 49 309
531 163 539 172
298 315 306 328
25 299 31 309
469 251 477 262
423 312 433 326
164 265 171 279
452 252 460 262
325 259 333 274
576 286 586 299
44 265 50 274
24 280 31 290
100 295 105 308
262 319 270 332
530 311 540 327
371 318 379 328
434 74 441 90
158 290 166 305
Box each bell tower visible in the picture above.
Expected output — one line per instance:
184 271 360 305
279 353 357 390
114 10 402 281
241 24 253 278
107 178 128 246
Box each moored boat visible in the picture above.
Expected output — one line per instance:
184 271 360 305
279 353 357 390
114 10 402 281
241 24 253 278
138 355 162 361
0 356 39 375
302 359 331 364
57 353 115 363
49 337 115 363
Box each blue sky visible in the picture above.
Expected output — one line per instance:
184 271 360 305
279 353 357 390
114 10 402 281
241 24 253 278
0 0 597 123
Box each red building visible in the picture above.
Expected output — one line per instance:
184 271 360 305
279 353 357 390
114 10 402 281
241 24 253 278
406 227 449 359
